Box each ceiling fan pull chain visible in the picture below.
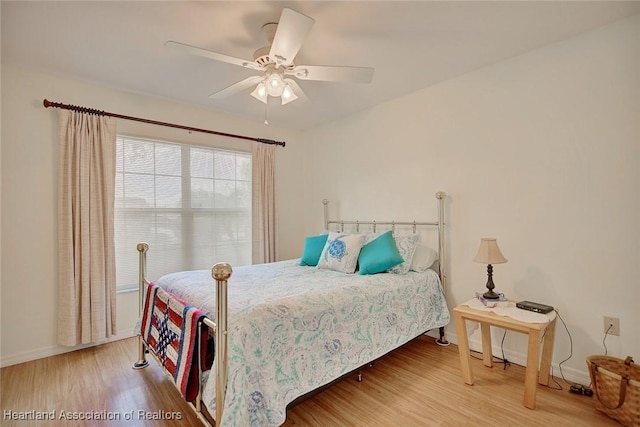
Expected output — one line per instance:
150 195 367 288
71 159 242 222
264 102 269 125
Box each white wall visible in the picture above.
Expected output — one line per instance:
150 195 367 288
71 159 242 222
303 14 639 383
0 64 305 366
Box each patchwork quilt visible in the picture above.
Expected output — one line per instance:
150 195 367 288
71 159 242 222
139 283 205 402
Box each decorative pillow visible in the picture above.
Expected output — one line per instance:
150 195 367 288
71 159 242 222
317 232 365 274
362 233 380 245
358 230 404 275
410 243 439 272
299 234 329 266
388 234 420 274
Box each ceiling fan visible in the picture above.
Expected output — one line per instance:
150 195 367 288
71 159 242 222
166 8 374 106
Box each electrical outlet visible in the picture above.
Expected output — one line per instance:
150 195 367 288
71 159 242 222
604 316 620 336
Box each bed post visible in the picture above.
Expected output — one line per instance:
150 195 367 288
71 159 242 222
322 199 329 230
212 262 232 426
133 242 150 369
435 192 449 346
435 192 446 293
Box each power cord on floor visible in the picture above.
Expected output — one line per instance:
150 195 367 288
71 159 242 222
554 309 593 397
500 329 510 370
469 329 510 370
469 349 511 368
541 327 563 390
555 309 573 386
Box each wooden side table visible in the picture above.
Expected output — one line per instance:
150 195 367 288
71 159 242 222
453 302 557 409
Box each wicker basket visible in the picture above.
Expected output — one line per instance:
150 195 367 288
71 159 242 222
587 355 640 427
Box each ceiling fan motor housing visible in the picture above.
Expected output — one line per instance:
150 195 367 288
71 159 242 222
262 22 278 43
253 22 278 66
254 22 295 71
253 46 272 66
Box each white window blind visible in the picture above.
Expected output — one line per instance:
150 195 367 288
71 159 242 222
115 136 251 291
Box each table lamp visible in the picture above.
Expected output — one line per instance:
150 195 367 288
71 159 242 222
473 238 507 299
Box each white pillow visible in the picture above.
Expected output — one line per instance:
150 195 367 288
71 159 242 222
361 233 380 245
388 234 420 274
317 232 366 274
410 243 438 272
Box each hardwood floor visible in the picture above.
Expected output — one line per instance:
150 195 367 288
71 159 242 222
1 336 617 426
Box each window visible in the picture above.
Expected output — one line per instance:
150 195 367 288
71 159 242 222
115 136 251 291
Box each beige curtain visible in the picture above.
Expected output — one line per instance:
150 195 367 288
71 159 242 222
252 142 277 264
57 110 117 346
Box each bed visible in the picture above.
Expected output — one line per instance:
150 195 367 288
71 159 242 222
133 192 450 426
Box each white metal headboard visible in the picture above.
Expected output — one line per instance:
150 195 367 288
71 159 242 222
321 191 447 294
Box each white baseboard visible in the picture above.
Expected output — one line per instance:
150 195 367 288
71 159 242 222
443 329 591 386
0 330 136 368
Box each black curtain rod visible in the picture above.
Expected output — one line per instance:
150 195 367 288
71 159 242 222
43 99 286 147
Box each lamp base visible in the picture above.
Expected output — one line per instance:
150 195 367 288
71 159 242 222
483 264 500 299
483 290 500 299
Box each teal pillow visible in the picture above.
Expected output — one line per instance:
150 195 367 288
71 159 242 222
299 234 329 266
358 230 403 275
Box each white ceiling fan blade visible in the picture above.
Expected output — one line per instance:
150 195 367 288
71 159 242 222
269 9 315 67
165 41 261 71
284 79 309 103
209 75 264 99
287 65 374 83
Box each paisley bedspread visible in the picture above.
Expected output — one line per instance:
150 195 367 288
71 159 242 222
155 259 450 426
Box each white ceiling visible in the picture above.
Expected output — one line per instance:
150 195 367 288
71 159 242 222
3 1 639 130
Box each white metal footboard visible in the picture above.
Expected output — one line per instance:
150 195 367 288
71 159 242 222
133 242 230 427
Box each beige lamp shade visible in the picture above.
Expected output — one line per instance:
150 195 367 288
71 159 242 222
473 238 507 264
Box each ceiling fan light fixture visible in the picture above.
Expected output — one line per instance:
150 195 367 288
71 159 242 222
266 73 285 96
281 83 298 105
250 82 268 104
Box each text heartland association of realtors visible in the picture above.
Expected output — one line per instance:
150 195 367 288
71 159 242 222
3 409 182 421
